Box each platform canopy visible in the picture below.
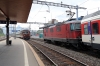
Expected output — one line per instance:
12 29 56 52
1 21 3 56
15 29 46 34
0 0 33 23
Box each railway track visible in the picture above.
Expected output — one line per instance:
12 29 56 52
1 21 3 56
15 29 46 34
27 39 88 66
31 38 100 58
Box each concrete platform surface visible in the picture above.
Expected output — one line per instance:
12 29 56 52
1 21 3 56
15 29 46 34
0 37 44 66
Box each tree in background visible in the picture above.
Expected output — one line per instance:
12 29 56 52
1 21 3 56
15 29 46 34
0 28 4 36
37 30 43 34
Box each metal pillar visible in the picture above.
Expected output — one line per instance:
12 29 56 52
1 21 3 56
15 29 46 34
76 5 78 20
29 24 31 31
14 24 16 39
6 18 9 45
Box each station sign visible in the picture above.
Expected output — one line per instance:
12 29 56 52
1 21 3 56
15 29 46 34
0 20 17 24
12 30 20 32
10 21 17 24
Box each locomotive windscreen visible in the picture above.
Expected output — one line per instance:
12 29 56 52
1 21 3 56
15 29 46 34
70 23 81 30
22 30 29 34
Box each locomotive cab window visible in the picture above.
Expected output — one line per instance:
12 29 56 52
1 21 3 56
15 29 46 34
50 28 53 32
84 24 88 34
56 26 61 32
70 23 74 30
75 23 81 30
92 23 99 34
23 31 28 34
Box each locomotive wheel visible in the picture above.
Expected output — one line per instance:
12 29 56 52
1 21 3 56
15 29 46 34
71 43 80 49
72 43 88 50
61 42 65 47
52 41 56 45
80 42 88 50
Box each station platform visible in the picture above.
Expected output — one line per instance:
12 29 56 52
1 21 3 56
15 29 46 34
0 37 44 66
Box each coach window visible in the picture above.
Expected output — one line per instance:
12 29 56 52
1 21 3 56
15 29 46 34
56 26 61 32
50 28 53 32
92 23 99 34
70 23 74 30
84 24 88 34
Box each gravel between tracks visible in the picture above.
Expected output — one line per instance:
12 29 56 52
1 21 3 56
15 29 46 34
31 39 100 66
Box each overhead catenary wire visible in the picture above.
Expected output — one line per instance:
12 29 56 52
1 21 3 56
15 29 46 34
55 12 66 18
87 7 100 10
78 0 90 6
78 7 100 13
33 5 43 18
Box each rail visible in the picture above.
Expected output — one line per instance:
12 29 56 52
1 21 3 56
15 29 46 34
28 39 88 66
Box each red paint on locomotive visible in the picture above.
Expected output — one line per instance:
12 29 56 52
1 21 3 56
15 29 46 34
43 20 81 45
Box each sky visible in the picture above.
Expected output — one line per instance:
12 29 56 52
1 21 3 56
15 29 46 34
1 0 100 31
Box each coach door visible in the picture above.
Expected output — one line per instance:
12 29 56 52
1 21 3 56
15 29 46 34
91 22 100 49
83 22 92 46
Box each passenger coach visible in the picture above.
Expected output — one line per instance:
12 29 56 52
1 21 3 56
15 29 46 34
81 10 100 50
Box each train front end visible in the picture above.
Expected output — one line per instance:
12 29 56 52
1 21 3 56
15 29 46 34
22 30 30 40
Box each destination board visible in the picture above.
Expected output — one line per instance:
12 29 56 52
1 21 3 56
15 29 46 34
0 20 17 24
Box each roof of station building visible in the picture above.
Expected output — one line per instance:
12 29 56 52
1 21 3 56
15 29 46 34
0 0 32 23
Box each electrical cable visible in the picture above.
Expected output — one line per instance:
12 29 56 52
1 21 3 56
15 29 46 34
33 5 43 18
55 12 65 18
78 0 90 6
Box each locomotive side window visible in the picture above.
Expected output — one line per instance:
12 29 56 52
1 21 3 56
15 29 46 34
56 26 61 32
84 24 88 34
92 23 99 34
75 23 81 30
70 23 74 30
50 28 53 32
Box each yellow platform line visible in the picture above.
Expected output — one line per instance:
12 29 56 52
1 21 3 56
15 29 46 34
23 40 45 66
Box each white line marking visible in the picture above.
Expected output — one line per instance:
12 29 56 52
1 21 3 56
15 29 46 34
21 40 29 66
25 41 45 66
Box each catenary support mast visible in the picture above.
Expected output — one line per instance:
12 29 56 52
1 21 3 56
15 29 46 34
33 0 86 20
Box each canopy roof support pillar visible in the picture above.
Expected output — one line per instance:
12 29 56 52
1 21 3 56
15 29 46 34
6 18 9 45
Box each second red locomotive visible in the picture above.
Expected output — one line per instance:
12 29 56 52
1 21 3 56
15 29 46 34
20 30 30 40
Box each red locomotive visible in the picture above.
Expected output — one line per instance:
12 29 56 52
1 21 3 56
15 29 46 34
43 19 83 49
20 30 30 40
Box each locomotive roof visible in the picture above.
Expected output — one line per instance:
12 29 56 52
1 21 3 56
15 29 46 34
64 20 81 24
40 16 83 29
41 24 54 28
48 20 81 28
81 10 100 23
21 30 30 32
